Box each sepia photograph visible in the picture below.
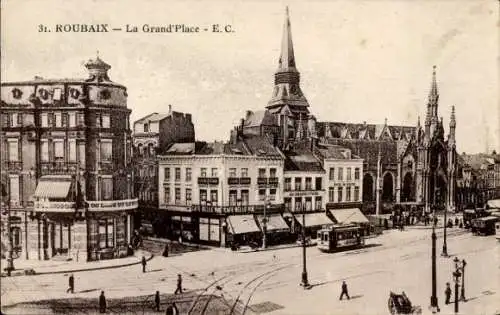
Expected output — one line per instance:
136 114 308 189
1 0 499 314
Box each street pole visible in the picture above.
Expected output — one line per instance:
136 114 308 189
441 190 448 257
300 207 309 288
261 198 268 249
453 265 461 314
430 206 440 313
460 259 466 302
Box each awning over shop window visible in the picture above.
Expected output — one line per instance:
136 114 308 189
227 215 261 234
294 212 334 228
329 208 369 224
34 175 73 199
256 214 290 232
487 199 500 209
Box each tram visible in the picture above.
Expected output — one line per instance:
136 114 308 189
317 224 364 252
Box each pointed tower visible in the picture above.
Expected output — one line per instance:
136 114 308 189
267 7 310 117
448 106 456 147
427 66 440 138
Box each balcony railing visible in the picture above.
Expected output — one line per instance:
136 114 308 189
34 201 76 212
197 177 219 186
227 177 252 185
191 203 283 214
87 198 138 212
258 177 279 187
40 162 79 175
5 161 22 171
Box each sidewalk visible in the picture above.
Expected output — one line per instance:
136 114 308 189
0 249 153 277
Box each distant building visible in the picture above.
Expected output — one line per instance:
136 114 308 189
239 8 458 213
458 152 500 207
132 107 194 231
1 56 136 261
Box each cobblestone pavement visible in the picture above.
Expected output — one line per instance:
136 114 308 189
1 227 498 315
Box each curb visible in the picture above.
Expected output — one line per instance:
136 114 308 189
1 252 154 277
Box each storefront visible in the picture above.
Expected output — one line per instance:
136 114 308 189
255 213 291 245
226 214 261 247
293 212 334 238
199 217 222 246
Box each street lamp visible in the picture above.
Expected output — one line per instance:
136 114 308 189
440 189 449 257
300 203 309 288
452 257 462 314
429 204 440 313
261 198 269 249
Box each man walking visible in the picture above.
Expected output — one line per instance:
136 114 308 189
174 274 183 294
99 291 107 313
339 281 350 300
141 256 147 273
445 282 452 304
66 274 74 293
154 291 160 311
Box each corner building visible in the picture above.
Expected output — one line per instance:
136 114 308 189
0 57 137 261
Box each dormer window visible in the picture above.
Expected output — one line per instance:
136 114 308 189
53 88 62 101
12 88 22 99
69 88 80 99
100 89 111 100
39 88 49 100
144 123 149 132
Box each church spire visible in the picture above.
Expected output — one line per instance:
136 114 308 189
278 6 296 72
267 7 310 113
428 65 439 118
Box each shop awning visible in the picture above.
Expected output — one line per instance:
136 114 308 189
256 214 290 232
487 199 500 209
34 175 73 199
329 208 369 224
295 212 334 228
227 215 261 234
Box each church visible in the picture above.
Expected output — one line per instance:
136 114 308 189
238 7 458 213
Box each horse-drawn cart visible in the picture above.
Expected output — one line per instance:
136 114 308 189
388 292 422 314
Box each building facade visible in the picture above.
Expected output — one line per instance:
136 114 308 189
239 8 459 214
132 107 195 232
157 135 285 246
0 56 137 261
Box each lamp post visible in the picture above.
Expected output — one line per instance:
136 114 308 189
261 198 269 249
452 257 462 314
300 203 309 288
458 258 467 302
429 204 440 313
441 189 449 257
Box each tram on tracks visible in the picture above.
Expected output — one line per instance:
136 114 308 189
317 224 364 252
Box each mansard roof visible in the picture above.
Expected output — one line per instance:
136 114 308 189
322 138 399 166
244 110 278 128
317 121 416 141
283 144 324 172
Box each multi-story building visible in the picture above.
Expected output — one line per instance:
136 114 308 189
458 153 500 207
157 132 286 246
0 56 137 261
237 8 459 214
132 107 194 232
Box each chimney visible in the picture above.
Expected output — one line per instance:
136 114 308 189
246 110 252 119
168 104 172 114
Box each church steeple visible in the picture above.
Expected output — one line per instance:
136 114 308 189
267 7 310 112
428 65 439 118
278 6 297 72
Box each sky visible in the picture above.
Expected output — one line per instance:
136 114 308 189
1 0 498 154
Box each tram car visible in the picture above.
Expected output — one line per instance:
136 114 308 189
317 224 364 252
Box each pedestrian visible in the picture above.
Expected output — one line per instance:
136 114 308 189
99 291 107 313
174 274 183 294
165 302 179 315
154 291 160 311
339 281 350 300
162 243 169 257
66 274 74 293
142 256 147 273
384 218 389 230
445 282 452 305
